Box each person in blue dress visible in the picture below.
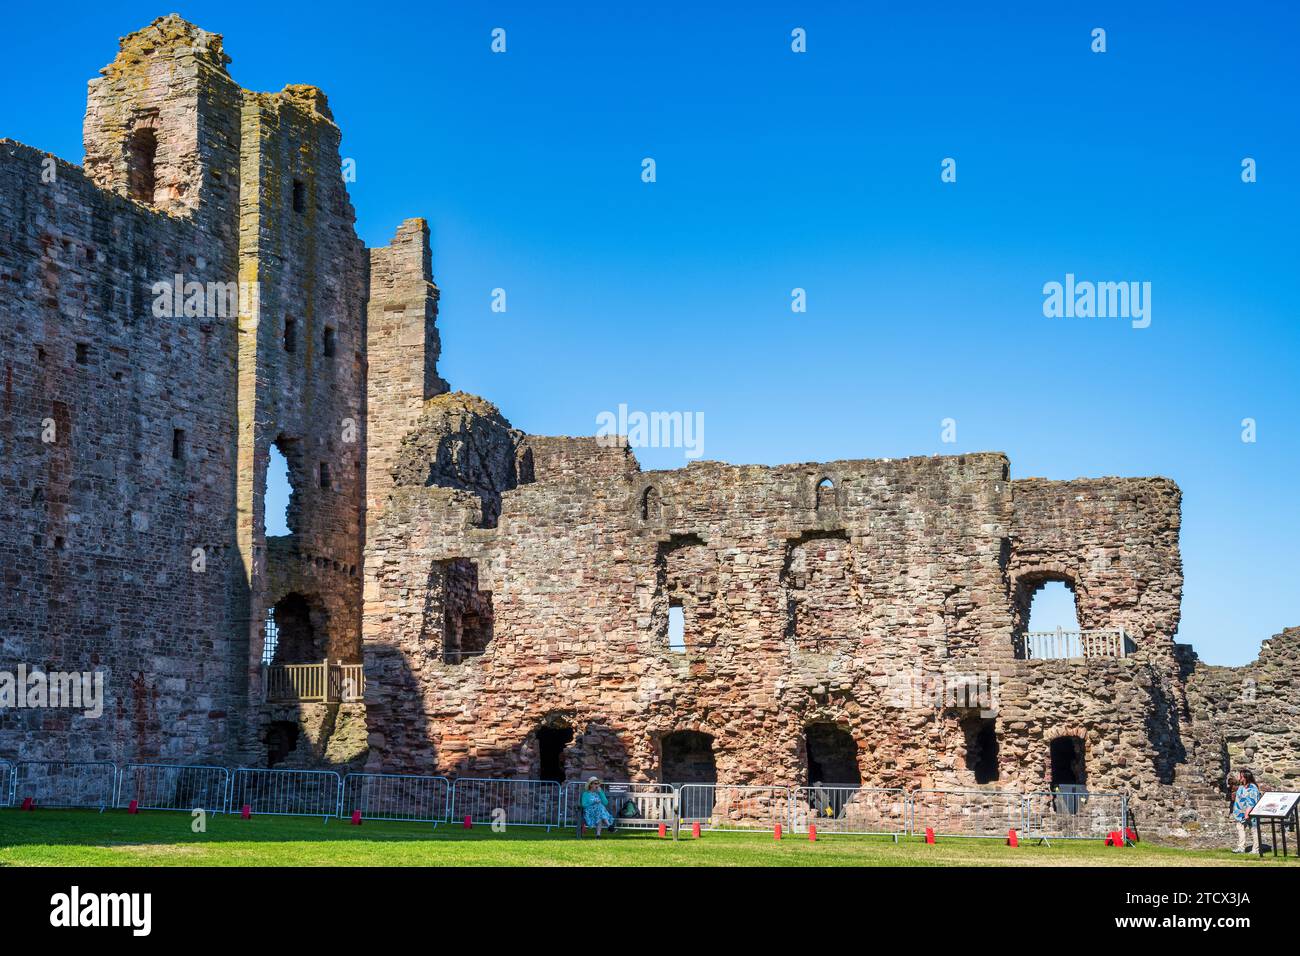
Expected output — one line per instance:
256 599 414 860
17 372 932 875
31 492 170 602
581 776 615 836
1231 768 1261 854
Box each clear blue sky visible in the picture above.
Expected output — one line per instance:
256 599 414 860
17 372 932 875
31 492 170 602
3 2 1296 665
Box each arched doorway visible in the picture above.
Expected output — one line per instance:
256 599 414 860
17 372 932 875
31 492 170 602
535 720 575 783
804 723 860 786
661 731 716 786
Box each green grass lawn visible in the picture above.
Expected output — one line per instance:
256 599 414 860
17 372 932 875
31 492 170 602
2 809 1296 866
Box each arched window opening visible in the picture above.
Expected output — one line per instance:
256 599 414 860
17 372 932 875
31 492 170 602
783 530 859 651
265 720 299 767
264 443 293 537
641 486 660 521
1027 580 1080 633
961 715 999 784
536 723 574 783
805 723 860 787
1014 574 1094 660
127 127 157 203
815 477 835 511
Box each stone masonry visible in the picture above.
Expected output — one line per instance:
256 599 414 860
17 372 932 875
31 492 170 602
0 16 1293 841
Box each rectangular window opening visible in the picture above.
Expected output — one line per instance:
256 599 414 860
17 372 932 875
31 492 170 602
668 604 686 653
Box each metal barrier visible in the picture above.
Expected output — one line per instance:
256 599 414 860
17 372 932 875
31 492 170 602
0 758 14 807
12 760 117 811
115 763 230 814
1022 790 1126 841
562 781 678 832
341 772 450 825
229 768 341 821
909 788 1026 838
678 784 791 832
451 778 562 830
791 786 908 837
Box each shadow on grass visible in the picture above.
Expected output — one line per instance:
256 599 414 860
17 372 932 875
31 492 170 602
0 808 671 849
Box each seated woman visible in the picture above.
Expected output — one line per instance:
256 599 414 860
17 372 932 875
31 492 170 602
580 776 615 837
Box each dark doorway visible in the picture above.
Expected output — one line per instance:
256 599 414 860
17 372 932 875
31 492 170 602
962 716 999 784
661 731 716 785
536 725 574 783
805 723 860 786
1050 735 1086 788
270 592 319 664
265 721 299 767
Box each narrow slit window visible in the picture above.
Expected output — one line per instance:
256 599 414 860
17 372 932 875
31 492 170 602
284 316 296 353
127 127 158 203
292 179 306 213
323 326 337 358
319 461 331 489
75 343 89 365
172 428 185 461
668 605 686 653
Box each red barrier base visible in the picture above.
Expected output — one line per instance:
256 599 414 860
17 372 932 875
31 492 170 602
240 804 251 819
925 827 935 845
692 822 701 838
1007 828 1018 847
351 810 362 826
128 800 139 815
808 824 817 842
658 823 667 838
1125 828 1139 844
774 823 783 841
21 797 33 811
463 815 473 829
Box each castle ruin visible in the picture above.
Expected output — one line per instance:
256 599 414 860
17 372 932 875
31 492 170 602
1 16 1295 841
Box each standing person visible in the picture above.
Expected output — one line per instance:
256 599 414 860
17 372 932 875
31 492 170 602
1231 769 1261 854
581 776 615 837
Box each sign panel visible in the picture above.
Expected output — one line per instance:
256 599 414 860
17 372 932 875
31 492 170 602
1250 791 1300 819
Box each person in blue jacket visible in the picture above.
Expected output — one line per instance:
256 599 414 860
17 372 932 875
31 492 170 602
1231 768 1261 854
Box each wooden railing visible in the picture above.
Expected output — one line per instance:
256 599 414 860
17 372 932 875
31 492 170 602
265 661 365 703
1024 627 1128 661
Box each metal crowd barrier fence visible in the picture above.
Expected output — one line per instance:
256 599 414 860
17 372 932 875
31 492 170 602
0 758 14 807
561 781 678 832
341 772 451 825
451 778 562 830
791 786 908 837
13 760 117 811
678 784 791 832
1022 791 1126 842
909 788 1026 839
229 768 341 821
114 763 231 814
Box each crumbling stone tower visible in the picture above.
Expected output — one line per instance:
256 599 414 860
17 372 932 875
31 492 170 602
0 15 394 764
